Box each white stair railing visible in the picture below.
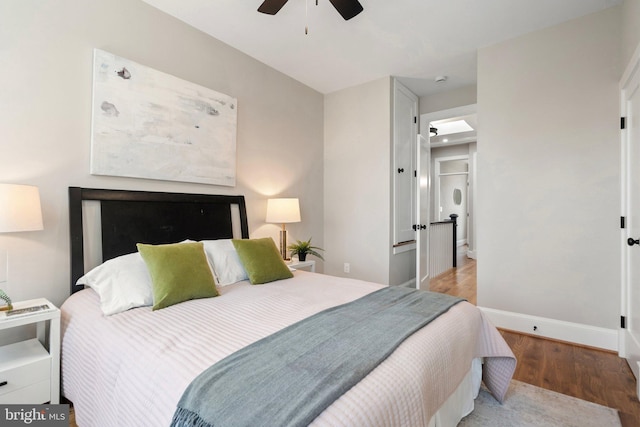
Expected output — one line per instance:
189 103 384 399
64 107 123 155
429 214 458 278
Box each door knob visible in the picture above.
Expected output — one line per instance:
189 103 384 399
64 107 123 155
628 238 640 246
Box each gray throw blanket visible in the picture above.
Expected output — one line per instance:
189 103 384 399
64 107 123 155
171 286 463 427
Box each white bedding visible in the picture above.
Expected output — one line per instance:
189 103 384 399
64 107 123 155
61 271 514 427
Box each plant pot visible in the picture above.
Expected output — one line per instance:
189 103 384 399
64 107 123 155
298 253 307 261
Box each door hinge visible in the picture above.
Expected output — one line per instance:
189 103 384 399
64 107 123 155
621 316 626 329
621 117 626 130
414 170 417 177
621 216 626 229
414 116 417 124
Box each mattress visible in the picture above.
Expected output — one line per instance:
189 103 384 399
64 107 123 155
61 271 514 426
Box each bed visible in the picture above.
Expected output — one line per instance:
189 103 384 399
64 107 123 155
61 187 515 427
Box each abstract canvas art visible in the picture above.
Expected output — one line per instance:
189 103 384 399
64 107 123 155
91 49 237 186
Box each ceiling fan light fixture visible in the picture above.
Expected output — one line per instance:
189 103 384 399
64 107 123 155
328 0 363 20
257 0 289 15
258 0 363 21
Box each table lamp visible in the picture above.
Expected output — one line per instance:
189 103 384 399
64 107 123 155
0 183 44 311
266 198 300 260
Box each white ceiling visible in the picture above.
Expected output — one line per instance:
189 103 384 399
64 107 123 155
140 0 620 97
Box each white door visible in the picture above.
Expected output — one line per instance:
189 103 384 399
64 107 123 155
416 134 430 290
621 46 640 398
393 80 418 246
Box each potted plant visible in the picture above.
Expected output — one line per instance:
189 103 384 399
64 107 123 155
288 238 324 262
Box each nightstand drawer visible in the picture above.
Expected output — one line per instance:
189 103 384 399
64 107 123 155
0 338 51 403
0 379 50 404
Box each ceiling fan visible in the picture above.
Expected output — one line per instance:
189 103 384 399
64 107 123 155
258 0 364 21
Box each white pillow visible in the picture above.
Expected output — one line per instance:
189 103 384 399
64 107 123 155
201 239 248 286
77 252 153 315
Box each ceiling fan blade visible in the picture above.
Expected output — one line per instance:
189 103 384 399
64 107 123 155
257 0 289 15
328 0 363 20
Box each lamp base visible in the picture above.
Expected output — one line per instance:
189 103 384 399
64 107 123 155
279 228 290 261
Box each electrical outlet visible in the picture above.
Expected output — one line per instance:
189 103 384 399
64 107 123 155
344 263 350 273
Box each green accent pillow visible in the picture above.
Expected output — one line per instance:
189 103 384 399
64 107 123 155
232 238 294 284
137 242 219 310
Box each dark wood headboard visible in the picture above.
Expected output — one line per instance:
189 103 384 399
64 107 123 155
69 187 249 294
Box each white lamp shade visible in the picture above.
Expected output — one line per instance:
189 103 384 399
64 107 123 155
0 184 44 232
266 198 301 224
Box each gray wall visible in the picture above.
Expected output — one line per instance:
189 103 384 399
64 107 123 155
0 0 324 306
477 6 622 329
324 77 415 286
419 85 477 116
622 0 640 65
324 77 392 284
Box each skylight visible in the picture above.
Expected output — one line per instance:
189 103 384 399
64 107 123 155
433 120 473 136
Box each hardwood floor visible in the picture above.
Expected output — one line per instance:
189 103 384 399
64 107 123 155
430 249 640 427
69 407 76 427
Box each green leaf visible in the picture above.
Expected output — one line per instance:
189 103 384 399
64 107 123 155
287 237 324 260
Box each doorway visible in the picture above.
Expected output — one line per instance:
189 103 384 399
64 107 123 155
420 104 477 260
435 157 469 246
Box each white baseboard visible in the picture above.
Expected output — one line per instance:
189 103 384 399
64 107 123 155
479 307 618 352
621 330 640 381
466 250 477 259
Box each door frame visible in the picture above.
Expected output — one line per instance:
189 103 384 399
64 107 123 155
392 79 419 253
420 104 477 258
620 41 640 397
434 155 469 221
434 156 469 248
416 134 430 291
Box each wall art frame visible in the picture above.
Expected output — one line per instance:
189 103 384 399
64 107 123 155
90 49 237 186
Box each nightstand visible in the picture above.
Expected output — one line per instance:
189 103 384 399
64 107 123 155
0 298 60 404
287 259 316 272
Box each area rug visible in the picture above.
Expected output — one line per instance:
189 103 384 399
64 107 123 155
458 380 621 427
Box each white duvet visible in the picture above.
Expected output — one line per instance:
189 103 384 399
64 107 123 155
61 271 514 427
